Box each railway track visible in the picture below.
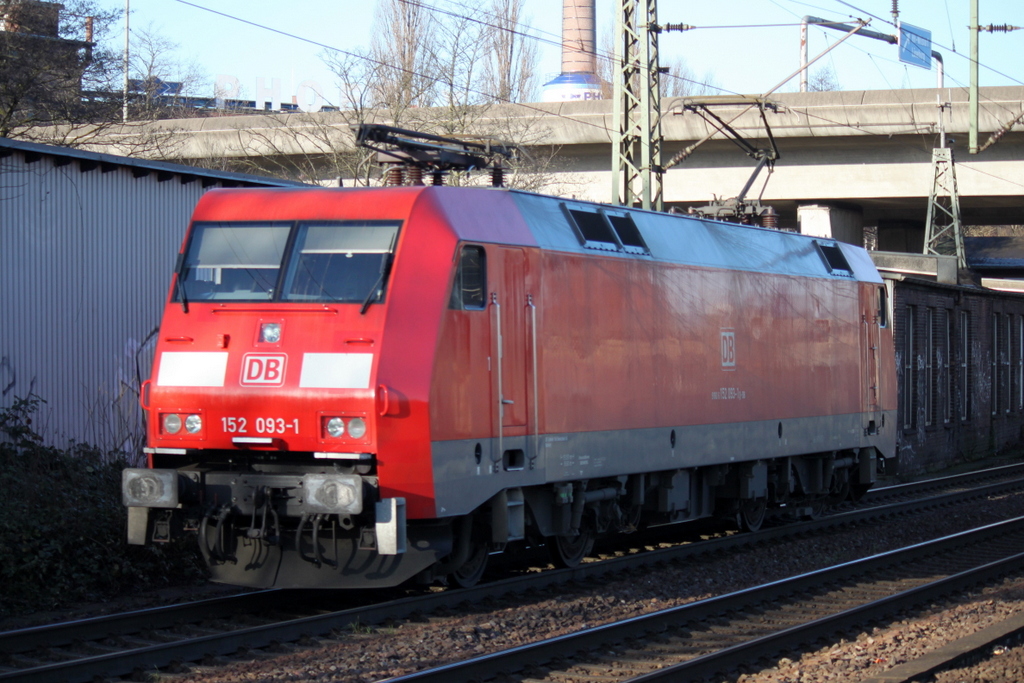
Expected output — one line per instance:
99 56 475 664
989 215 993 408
388 516 1024 683
3 464 1023 683
859 461 1024 504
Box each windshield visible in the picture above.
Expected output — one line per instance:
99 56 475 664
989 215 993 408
282 222 399 302
174 221 401 303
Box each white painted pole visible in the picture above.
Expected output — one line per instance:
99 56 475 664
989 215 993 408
800 18 808 92
122 0 129 122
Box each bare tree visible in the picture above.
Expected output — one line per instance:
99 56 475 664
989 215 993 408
808 64 840 92
660 56 720 99
481 0 537 103
415 6 486 140
595 24 615 99
149 0 559 191
206 111 366 186
369 0 438 115
127 22 209 119
965 225 1024 237
596 24 719 101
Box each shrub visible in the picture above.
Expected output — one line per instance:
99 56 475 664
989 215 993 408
0 396 206 617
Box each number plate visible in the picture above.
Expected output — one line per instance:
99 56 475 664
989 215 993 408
221 416 299 435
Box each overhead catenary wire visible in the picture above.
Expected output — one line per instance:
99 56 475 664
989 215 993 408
823 0 1024 87
169 0 621 136
788 0 1024 147
822 0 1024 154
171 0 1021 115
787 105 1024 192
164 0 1024 190
772 0 1023 100
406 0 731 96
161 0 738 140
664 19 870 171
489 0 1024 181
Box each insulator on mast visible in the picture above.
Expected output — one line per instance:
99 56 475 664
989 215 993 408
490 166 504 188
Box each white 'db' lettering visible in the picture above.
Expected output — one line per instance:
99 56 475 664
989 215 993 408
241 354 287 386
721 331 736 369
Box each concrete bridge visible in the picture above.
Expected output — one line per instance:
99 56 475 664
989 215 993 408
101 86 1024 247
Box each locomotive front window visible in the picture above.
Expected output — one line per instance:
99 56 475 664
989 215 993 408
280 222 400 303
176 223 290 301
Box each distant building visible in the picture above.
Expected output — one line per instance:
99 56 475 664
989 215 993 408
0 0 94 128
0 0 61 35
0 0 93 82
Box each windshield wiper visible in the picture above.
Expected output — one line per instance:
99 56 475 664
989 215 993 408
174 253 189 313
360 252 393 315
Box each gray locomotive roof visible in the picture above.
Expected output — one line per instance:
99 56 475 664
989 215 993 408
510 191 882 284
0 136 309 188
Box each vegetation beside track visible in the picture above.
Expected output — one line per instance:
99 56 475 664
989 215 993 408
0 396 205 618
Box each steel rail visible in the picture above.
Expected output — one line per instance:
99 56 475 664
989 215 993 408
2 468 1023 683
0 589 288 655
383 516 1024 682
862 461 1024 503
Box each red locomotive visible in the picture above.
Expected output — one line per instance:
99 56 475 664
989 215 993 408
123 131 897 589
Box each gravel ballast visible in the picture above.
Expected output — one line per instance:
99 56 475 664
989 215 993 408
157 490 1024 683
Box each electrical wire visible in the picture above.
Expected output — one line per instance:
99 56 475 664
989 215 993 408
943 0 958 53
796 0 1024 131
401 0 563 54
165 0 1024 190
412 0 726 95
685 23 820 29
770 0 856 18
822 0 1024 87
831 0 888 24
786 104 1024 192
169 0 621 135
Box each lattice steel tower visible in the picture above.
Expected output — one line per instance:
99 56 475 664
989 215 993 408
611 0 663 211
923 147 966 269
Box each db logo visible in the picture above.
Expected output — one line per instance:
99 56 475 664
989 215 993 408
241 354 287 386
720 330 736 369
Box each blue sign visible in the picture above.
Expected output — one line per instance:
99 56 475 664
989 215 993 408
899 23 932 69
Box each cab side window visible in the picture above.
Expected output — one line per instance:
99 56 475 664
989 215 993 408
878 286 889 327
449 246 486 310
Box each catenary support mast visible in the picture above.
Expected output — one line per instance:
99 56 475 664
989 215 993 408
611 0 663 211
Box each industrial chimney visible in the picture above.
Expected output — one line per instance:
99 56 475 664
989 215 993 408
541 0 602 102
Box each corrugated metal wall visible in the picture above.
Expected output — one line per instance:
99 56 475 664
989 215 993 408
0 148 265 454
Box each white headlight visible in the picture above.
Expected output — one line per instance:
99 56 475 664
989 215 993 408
260 323 282 343
122 468 179 508
302 473 363 514
163 413 182 434
347 417 367 439
185 414 202 433
326 417 345 438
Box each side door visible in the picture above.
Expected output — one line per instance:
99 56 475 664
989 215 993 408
863 283 885 414
493 248 530 436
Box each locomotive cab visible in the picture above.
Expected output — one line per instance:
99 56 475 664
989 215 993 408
124 188 462 588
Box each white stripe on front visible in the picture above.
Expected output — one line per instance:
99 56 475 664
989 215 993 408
300 353 373 389
156 352 229 387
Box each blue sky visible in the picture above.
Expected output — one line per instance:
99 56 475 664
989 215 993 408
106 0 1023 108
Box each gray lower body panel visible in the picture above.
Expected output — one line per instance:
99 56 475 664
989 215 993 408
431 411 897 517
